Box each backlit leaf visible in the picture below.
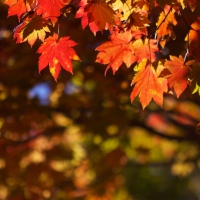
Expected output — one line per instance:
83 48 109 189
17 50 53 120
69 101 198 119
76 0 115 33
185 17 200 62
128 11 150 34
95 31 137 74
37 33 80 81
36 0 71 25
156 5 177 48
4 0 35 20
131 59 168 109
13 15 50 47
165 55 192 97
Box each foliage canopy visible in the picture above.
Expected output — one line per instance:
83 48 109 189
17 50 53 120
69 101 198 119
4 0 200 108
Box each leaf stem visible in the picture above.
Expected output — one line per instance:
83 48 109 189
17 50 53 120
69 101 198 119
179 8 190 30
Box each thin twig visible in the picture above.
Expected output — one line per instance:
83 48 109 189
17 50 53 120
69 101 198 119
184 48 189 62
58 23 60 35
179 8 191 30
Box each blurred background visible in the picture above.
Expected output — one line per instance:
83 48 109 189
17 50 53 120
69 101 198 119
1 1 200 199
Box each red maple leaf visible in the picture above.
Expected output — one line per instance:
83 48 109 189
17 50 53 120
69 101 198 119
185 17 200 62
131 59 168 109
76 0 115 34
76 1 99 35
37 33 81 81
36 0 71 25
4 0 35 20
13 14 50 47
95 31 138 74
164 55 191 97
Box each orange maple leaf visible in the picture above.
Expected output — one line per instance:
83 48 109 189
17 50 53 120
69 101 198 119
164 55 191 97
36 0 71 25
4 0 35 20
129 11 150 33
13 15 50 47
95 31 138 74
185 17 200 62
132 38 158 62
131 59 168 109
37 33 81 81
156 5 177 48
112 0 150 34
76 0 115 33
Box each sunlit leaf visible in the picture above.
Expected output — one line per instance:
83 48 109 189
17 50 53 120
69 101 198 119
13 15 50 47
156 5 177 48
165 55 192 97
96 30 137 74
131 59 168 109
37 33 80 80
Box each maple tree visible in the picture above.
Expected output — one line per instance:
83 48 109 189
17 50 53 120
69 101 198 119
3 0 200 109
2 1 200 199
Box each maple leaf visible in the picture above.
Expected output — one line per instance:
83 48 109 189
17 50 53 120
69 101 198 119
156 5 177 48
36 0 71 25
112 0 150 33
13 15 50 47
185 17 200 62
76 0 115 33
114 0 148 19
95 31 137 74
121 11 150 34
132 38 158 62
164 55 192 97
131 59 168 109
129 11 151 31
4 0 35 20
37 33 80 81
111 0 123 11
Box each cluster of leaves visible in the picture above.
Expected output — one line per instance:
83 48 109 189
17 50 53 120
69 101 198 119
4 0 200 108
